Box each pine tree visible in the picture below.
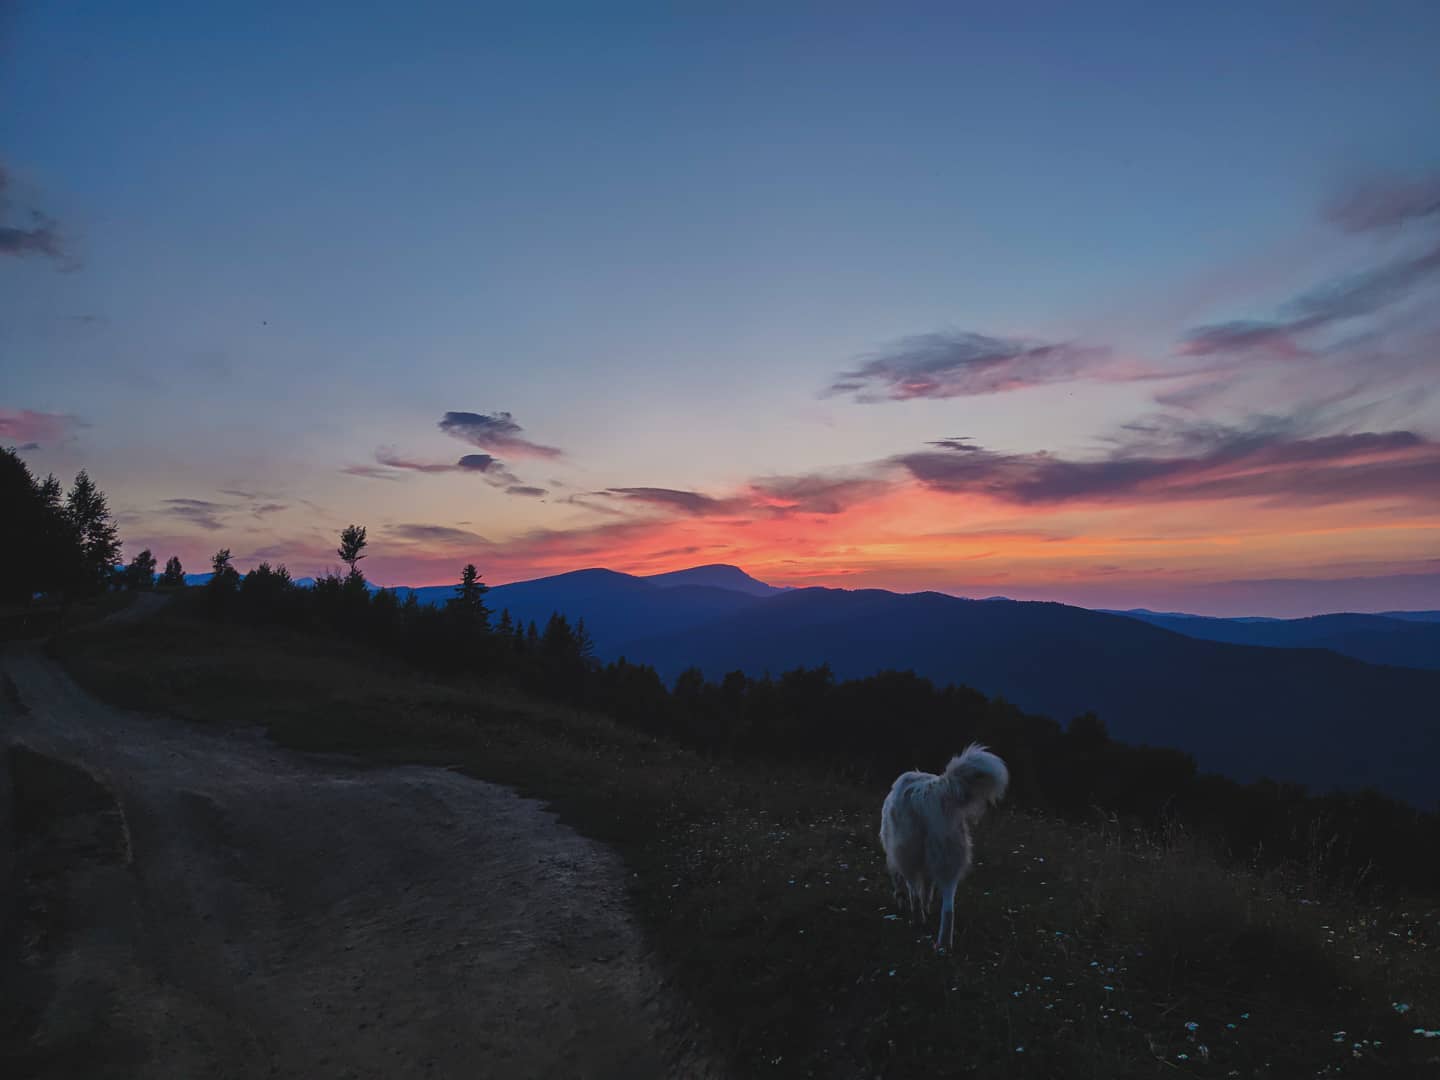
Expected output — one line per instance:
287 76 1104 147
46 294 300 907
541 612 573 657
0 448 48 604
34 473 79 599
65 470 121 596
496 607 514 636
448 564 490 628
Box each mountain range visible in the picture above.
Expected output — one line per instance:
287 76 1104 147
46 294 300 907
472 565 1438 807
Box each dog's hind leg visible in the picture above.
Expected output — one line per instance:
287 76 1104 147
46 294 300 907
902 879 916 922
934 880 959 952
912 875 931 927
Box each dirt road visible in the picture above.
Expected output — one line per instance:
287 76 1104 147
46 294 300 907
0 644 713 1079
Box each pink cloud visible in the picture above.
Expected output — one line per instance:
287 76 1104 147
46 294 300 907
0 408 83 448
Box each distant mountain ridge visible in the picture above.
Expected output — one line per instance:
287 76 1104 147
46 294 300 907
409 565 774 655
642 563 789 597
1103 608 1440 671
614 586 1440 807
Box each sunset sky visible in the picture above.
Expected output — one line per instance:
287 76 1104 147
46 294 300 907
4 3 1439 616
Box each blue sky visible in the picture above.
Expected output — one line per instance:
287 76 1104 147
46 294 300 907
4 3 1439 614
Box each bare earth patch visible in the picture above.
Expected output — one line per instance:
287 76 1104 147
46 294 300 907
0 645 712 1078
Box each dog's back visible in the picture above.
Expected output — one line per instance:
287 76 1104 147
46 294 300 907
879 769 933 884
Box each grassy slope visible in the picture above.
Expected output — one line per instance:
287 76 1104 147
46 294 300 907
50 610 1440 1078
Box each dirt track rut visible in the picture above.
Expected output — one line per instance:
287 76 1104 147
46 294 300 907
0 644 708 1079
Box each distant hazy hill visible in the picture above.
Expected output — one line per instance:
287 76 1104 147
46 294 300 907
378 565 776 655
642 564 789 597
1103 609 1440 671
615 587 1440 807
452 567 766 655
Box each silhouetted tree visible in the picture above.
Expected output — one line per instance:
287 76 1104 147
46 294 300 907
449 563 490 628
209 548 241 590
125 548 158 590
33 473 78 598
64 470 121 597
369 586 402 644
0 448 70 604
541 612 575 658
311 569 345 621
337 524 367 584
159 555 186 588
1067 711 1109 751
237 561 296 623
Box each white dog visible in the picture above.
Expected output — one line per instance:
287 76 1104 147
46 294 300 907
879 743 1009 951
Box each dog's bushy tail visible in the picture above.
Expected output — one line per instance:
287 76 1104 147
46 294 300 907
944 743 1010 817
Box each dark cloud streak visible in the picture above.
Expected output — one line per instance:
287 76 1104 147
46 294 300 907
603 487 744 516
827 331 1112 402
438 411 563 459
1326 173 1440 232
347 447 536 493
163 498 229 531
389 524 490 546
0 163 69 264
894 423 1440 507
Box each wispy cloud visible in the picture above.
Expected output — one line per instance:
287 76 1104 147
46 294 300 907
456 454 522 485
163 498 229 531
822 174 1440 426
374 448 463 475
158 491 303 532
0 163 70 264
603 487 748 516
827 331 1114 401
1176 320 1314 359
746 471 893 515
346 447 536 492
1326 173 1440 232
437 410 563 459
1180 172 1440 362
388 523 490 546
894 420 1440 508
599 470 890 520
0 408 83 448
341 464 405 481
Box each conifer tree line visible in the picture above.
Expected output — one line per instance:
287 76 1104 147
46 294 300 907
2 446 125 604
185 512 598 687
4 445 1437 894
